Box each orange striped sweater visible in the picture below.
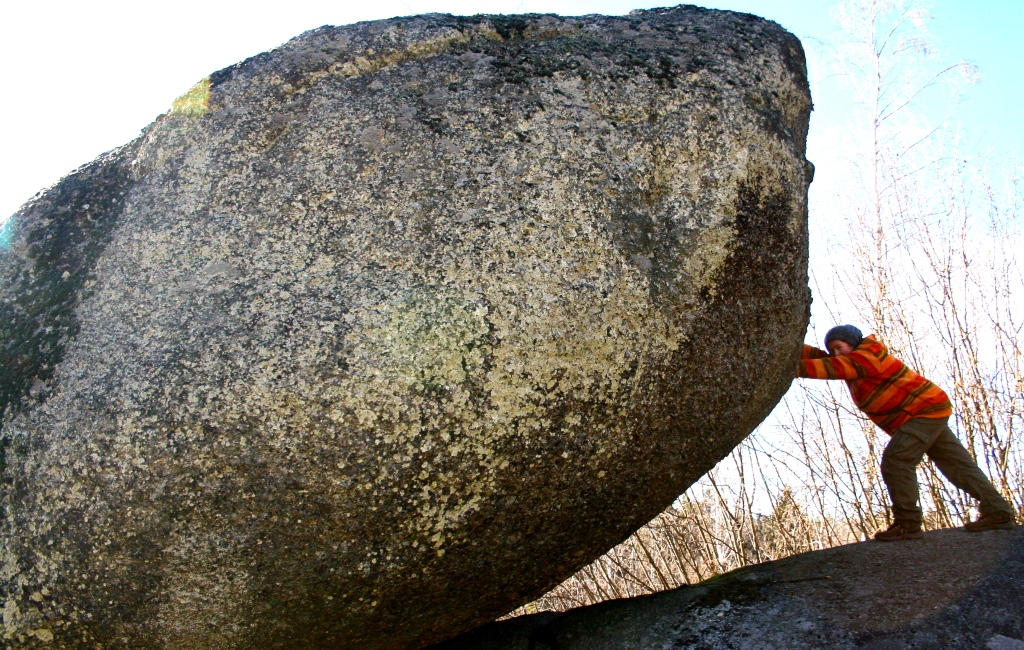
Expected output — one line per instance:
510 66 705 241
798 335 952 434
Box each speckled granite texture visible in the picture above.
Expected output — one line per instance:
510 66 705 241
0 6 811 648
432 527 1024 650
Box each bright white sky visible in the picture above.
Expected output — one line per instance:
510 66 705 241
1 0 1020 224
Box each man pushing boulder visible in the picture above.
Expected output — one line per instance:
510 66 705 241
797 325 1016 541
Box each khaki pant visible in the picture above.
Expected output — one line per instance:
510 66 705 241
881 416 1013 524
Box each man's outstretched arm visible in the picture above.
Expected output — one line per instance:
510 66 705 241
797 345 870 380
801 344 829 359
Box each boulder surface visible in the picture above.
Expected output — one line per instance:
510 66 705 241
0 6 811 648
431 527 1024 650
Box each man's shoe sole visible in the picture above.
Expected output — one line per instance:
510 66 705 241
964 521 1015 532
874 531 923 542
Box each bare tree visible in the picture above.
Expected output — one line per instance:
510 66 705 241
506 0 1022 617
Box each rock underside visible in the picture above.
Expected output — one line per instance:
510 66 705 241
433 527 1024 650
0 6 811 649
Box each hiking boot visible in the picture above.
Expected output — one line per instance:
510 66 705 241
964 512 1016 532
874 521 923 542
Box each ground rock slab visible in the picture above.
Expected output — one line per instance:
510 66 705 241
433 527 1024 650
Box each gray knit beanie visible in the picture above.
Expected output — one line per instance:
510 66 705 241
824 324 863 350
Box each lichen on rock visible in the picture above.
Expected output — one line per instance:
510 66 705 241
170 77 211 117
0 6 812 649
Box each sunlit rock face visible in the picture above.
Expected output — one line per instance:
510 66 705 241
0 7 811 649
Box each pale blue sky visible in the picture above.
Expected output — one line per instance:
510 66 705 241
1 0 1020 222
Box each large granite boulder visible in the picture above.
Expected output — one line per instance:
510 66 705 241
0 6 812 648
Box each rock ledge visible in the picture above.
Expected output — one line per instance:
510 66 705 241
435 527 1024 649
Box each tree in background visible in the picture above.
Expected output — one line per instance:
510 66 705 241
513 0 1023 614
811 0 1022 529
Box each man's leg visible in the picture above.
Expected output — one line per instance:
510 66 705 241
880 419 940 526
925 421 1014 519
